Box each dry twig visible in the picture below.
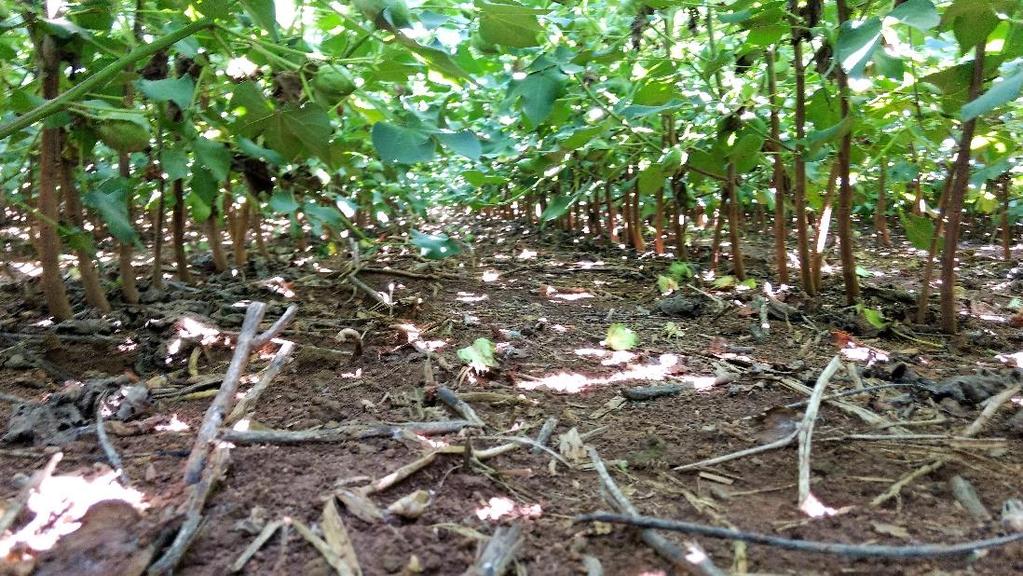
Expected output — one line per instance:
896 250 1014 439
588 447 726 576
183 302 266 484
576 512 1023 558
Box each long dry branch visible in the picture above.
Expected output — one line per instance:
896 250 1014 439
182 303 266 484
576 512 1023 558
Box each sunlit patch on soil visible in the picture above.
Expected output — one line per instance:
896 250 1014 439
456 292 489 303
518 354 694 393
155 414 190 432
474 496 542 521
482 270 500 282
575 348 636 366
800 492 840 518
995 350 1023 367
0 466 146 556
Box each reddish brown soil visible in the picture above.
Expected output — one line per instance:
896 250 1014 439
1 217 1022 575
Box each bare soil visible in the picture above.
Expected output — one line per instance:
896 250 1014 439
1 216 1022 575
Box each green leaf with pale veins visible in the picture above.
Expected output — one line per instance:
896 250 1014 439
411 229 462 259
886 0 939 32
902 213 937 251
457 338 499 373
136 77 194 110
83 177 139 245
436 130 482 160
265 104 334 162
477 0 545 48
372 123 436 164
241 0 278 40
836 17 881 77
961 68 1023 121
515 68 564 125
605 323 639 351
194 137 231 181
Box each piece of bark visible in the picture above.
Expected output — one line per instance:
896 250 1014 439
950 476 991 522
464 524 523 576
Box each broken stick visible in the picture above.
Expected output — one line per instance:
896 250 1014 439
588 447 726 576
182 303 266 484
466 524 523 576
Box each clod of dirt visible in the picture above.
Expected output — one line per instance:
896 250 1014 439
924 368 1023 405
654 295 702 317
1008 408 1023 437
33 500 155 576
3 376 148 445
56 319 113 335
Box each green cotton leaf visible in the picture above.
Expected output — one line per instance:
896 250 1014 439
836 17 882 77
657 275 679 294
637 165 664 195
804 115 854 155
410 229 462 259
265 104 334 162
463 170 508 187
719 8 752 24
712 275 736 289
136 77 194 110
394 35 471 80
435 130 482 160
739 278 757 289
604 323 639 352
619 100 685 119
477 0 545 48
669 261 694 280
195 0 230 18
686 149 726 181
457 338 499 373
188 166 218 223
901 213 936 250
61 225 95 256
193 137 231 181
633 81 676 106
872 48 904 80
1007 297 1023 311
561 126 605 151
728 132 764 165
82 178 139 245
515 69 564 125
241 0 278 40
855 265 872 278
886 0 939 32
860 306 889 329
942 0 1001 53
231 81 274 137
961 69 1023 121
160 148 189 181
541 195 574 221
302 202 344 235
372 122 436 164
236 137 284 165
269 190 299 214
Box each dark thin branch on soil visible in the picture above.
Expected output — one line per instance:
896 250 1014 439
531 416 558 454
220 420 480 444
95 396 128 486
148 444 230 575
576 512 1023 558
588 447 726 576
225 340 296 426
467 524 523 576
436 386 485 426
